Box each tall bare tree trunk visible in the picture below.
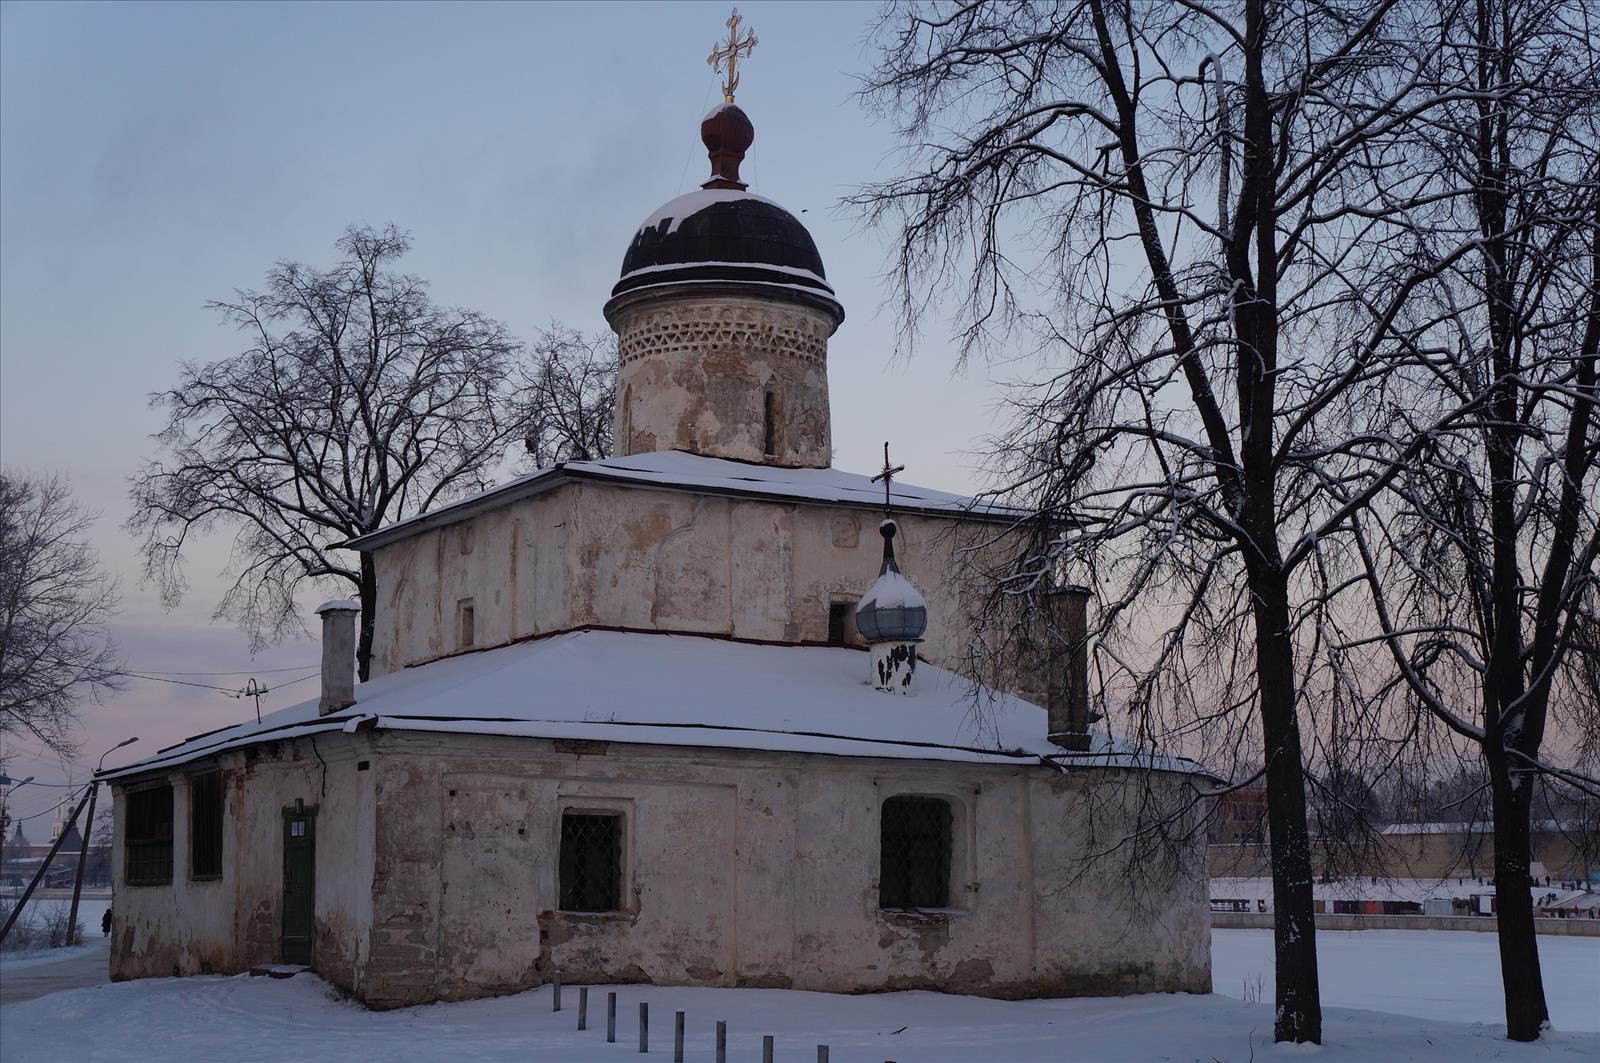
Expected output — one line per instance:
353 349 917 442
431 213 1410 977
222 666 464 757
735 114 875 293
1253 574 1321 1041
1485 744 1548 1040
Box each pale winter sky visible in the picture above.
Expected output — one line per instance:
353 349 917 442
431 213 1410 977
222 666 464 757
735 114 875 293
0 0 1025 813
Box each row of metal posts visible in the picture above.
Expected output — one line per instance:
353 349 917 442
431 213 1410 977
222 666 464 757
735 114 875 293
550 973 883 1062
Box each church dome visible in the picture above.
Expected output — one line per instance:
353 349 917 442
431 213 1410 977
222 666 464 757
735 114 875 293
612 189 834 303
604 103 843 324
856 520 929 644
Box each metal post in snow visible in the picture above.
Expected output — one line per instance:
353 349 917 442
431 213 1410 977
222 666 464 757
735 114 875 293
762 1035 774 1063
672 1011 685 1062
578 986 588 1030
817 1047 829 1063
552 972 562 1012
608 991 618 1043
639 1001 649 1053
716 1020 727 1063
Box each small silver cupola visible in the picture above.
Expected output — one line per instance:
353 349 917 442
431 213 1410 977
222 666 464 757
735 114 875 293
856 518 927 694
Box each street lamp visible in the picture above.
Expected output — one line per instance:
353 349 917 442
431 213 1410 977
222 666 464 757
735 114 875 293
67 737 139 945
97 738 139 774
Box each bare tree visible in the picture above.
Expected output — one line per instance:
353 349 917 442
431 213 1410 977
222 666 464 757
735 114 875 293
1339 0 1600 1038
129 225 528 681
521 324 616 465
854 0 1489 1041
0 471 122 758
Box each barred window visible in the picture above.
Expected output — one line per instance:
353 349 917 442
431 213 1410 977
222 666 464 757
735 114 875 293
559 812 622 912
190 771 224 880
125 784 173 886
879 796 952 909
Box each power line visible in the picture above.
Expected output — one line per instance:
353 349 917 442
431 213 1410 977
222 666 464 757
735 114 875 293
125 664 318 676
117 671 242 693
5 786 89 824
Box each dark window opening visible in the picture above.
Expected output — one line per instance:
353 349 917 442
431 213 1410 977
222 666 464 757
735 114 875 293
559 812 622 912
458 599 475 648
827 600 857 645
125 784 174 886
879 796 952 909
762 390 778 457
189 770 224 880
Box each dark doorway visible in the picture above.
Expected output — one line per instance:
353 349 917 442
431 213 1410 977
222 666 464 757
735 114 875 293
281 806 317 965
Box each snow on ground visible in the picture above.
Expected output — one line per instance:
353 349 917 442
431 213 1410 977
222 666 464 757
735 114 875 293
5 974 1599 1063
4 926 1595 1060
1211 928 1600 1032
0 897 111 967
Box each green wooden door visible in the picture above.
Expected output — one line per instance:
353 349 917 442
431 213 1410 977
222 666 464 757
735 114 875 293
281 806 317 965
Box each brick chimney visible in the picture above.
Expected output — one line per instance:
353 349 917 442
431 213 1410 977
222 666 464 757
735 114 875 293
316 599 361 716
1045 585 1093 752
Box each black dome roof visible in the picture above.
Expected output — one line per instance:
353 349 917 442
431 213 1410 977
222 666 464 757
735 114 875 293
609 189 839 312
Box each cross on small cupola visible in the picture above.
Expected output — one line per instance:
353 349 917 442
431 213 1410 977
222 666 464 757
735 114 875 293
857 441 927 695
870 441 905 514
707 7 758 104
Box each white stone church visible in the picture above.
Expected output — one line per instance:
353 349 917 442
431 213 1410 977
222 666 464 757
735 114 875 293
104 89 1212 1008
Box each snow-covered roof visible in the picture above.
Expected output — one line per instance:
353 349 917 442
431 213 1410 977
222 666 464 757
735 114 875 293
633 188 785 240
344 450 1027 551
99 629 1212 783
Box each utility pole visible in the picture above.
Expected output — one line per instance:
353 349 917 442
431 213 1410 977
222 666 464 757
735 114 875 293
0 785 92 946
66 737 138 945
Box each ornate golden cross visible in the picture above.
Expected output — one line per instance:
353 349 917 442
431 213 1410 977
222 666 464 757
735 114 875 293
707 7 757 104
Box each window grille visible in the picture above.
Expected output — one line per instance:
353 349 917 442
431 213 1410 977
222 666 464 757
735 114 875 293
190 770 224 880
879 796 951 909
559 812 622 912
125 784 174 886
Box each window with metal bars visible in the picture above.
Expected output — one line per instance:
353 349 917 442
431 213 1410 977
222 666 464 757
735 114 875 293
559 812 622 912
189 770 224 880
879 796 952 909
125 784 174 886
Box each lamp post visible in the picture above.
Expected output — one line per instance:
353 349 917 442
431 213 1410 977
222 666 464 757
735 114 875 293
67 738 138 946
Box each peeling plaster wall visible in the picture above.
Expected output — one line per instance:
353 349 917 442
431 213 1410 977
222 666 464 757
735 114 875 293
370 482 992 679
109 734 377 994
358 733 1210 1009
611 295 837 468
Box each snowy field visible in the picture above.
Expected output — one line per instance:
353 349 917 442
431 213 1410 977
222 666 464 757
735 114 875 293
1212 928 1600 1031
0 896 111 965
1 927 1595 1061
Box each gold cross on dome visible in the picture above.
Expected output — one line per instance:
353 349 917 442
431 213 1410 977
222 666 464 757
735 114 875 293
707 7 758 104
871 441 906 512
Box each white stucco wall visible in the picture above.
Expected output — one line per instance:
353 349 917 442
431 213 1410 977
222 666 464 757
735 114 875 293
110 733 377 992
611 294 838 468
368 482 1000 682
357 731 1211 1008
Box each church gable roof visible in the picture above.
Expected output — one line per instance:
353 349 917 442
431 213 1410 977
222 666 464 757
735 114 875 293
343 450 1027 552
99 629 1212 783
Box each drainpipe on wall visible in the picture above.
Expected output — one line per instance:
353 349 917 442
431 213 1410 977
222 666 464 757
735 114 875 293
316 599 362 716
1045 584 1093 752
